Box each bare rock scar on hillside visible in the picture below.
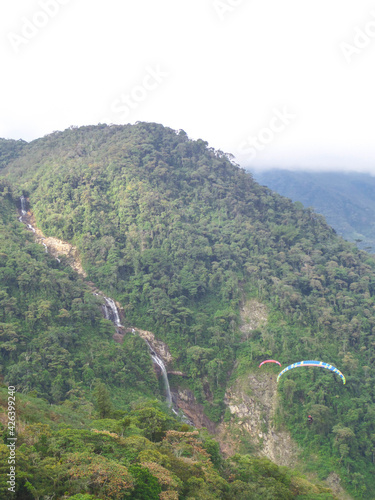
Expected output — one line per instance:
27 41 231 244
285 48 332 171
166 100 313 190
239 299 268 339
22 209 87 277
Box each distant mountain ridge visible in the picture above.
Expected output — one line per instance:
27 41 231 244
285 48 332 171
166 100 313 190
253 169 375 252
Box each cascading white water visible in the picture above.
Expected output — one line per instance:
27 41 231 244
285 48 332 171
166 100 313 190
103 297 122 327
20 195 26 215
102 303 110 320
144 340 172 407
98 295 176 409
17 197 189 421
144 340 193 422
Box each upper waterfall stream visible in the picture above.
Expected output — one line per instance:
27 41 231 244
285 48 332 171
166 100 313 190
18 196 188 418
103 296 123 327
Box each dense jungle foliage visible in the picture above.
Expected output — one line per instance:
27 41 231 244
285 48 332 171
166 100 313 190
0 139 27 170
0 181 159 406
0 388 334 499
1 122 375 497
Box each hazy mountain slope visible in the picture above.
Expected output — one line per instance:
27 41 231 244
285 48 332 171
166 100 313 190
253 169 375 252
0 138 27 170
2 123 375 497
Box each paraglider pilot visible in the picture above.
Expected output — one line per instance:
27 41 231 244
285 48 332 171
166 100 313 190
307 415 313 424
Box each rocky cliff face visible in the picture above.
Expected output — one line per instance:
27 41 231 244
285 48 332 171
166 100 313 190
173 373 299 466
168 299 300 466
221 300 299 465
173 369 350 499
218 374 299 466
135 328 173 365
239 298 268 339
326 473 353 500
173 388 217 434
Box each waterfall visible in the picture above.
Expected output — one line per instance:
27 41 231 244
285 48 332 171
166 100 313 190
103 297 122 327
17 196 190 423
20 195 26 215
102 303 110 320
144 340 172 407
145 344 193 423
98 297 183 415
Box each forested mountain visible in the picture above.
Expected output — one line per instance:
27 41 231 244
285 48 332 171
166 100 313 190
253 169 375 252
1 122 375 498
0 176 327 499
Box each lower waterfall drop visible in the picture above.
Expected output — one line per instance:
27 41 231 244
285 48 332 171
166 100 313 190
96 296 190 420
144 340 172 407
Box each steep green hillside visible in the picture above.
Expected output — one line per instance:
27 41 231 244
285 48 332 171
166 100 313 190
253 169 375 252
0 180 335 499
0 138 27 170
0 388 333 499
2 123 375 497
0 180 159 407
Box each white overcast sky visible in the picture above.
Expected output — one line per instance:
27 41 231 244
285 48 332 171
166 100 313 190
1 0 375 172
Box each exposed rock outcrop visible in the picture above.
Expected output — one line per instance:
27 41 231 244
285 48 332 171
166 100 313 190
173 388 216 434
167 370 187 377
217 373 300 467
135 328 173 366
23 210 87 277
326 473 353 500
239 299 268 339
